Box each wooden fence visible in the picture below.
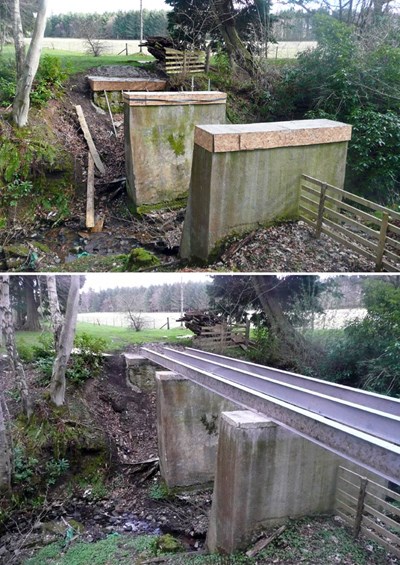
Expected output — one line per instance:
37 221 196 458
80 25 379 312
194 323 249 348
299 174 400 272
165 48 206 74
335 466 400 558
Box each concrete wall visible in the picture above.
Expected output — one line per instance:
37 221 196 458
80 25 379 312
124 354 158 392
124 91 227 206
207 410 340 553
155 371 237 488
181 119 352 261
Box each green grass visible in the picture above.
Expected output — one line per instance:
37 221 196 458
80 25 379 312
0 45 154 76
13 322 193 355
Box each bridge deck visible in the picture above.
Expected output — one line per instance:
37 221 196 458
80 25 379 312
141 346 400 484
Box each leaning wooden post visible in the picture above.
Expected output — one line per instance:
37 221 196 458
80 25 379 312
375 212 389 271
353 476 368 539
86 152 95 229
315 182 328 238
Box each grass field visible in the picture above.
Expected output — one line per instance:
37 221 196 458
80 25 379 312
0 45 153 75
13 322 193 356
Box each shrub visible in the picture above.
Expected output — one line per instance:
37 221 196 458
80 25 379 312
67 332 107 384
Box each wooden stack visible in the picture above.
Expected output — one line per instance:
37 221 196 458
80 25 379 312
177 310 222 336
143 36 206 74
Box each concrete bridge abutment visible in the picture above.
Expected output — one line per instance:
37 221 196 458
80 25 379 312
180 119 352 261
206 410 340 553
155 371 237 488
123 91 227 207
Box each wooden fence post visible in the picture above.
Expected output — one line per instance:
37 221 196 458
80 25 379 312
315 182 328 238
353 477 368 539
375 212 389 271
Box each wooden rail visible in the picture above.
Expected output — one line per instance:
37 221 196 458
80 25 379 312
299 174 400 272
165 48 206 74
335 466 400 558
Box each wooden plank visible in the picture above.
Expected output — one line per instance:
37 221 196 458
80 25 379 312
299 204 317 219
336 509 354 526
381 260 400 272
336 498 357 517
323 217 379 253
337 489 358 506
388 223 400 236
86 152 95 229
386 235 400 250
362 515 400 546
340 468 400 501
338 476 360 491
360 526 400 558
364 503 400 532
75 105 105 174
324 208 381 241
366 492 400 518
301 175 400 221
320 225 376 262
383 247 400 263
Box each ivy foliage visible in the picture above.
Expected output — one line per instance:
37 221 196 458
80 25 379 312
278 15 400 204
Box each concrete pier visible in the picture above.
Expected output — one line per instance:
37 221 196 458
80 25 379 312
155 371 237 488
124 354 157 392
124 91 227 206
207 410 340 553
180 119 352 261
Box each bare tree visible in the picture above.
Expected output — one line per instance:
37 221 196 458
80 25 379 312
13 0 25 77
0 275 32 419
12 0 48 127
126 310 146 332
46 275 63 350
50 276 80 407
0 393 11 492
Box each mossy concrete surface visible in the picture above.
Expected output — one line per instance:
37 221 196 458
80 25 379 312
124 99 226 206
155 371 237 488
181 138 349 261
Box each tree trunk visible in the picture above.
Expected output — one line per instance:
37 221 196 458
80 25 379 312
46 275 64 350
13 0 48 127
0 276 33 419
50 276 80 407
212 0 255 75
23 276 41 331
0 394 11 492
13 0 25 78
252 276 313 369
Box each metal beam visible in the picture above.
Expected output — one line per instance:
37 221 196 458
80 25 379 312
159 348 400 445
141 347 400 484
176 348 400 416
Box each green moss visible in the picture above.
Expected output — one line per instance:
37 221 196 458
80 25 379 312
167 132 185 156
155 534 183 554
136 194 187 215
125 248 160 271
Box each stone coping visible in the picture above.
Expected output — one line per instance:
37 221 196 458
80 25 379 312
123 91 227 106
88 76 166 92
194 119 352 152
222 410 276 429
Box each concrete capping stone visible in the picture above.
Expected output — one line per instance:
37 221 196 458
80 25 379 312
123 91 227 106
194 119 352 153
222 410 276 429
155 371 185 382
